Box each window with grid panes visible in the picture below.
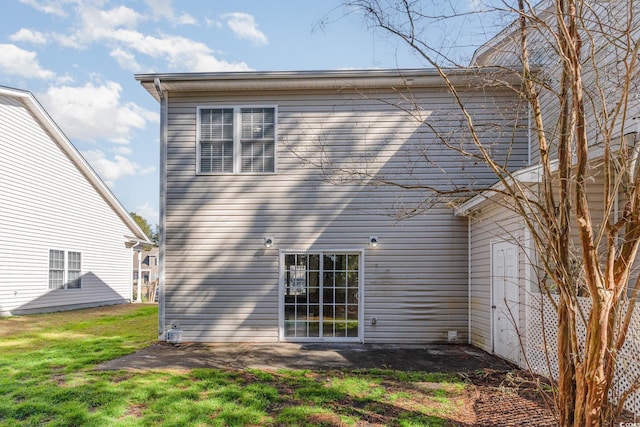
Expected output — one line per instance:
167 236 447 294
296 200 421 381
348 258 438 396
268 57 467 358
197 106 276 174
199 108 234 173
240 108 275 173
49 250 65 289
67 252 82 289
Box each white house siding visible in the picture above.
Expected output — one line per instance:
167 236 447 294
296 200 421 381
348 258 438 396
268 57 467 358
161 84 528 343
0 93 135 315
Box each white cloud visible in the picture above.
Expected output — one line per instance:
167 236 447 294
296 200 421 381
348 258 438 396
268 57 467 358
134 201 159 226
72 4 142 45
82 149 155 187
175 13 197 25
222 12 268 46
10 28 48 44
113 146 133 155
144 0 196 25
38 81 159 144
47 3 250 72
109 48 144 72
19 0 72 17
0 44 56 80
107 29 251 71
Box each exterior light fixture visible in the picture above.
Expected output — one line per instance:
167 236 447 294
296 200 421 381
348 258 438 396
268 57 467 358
264 237 273 248
369 236 379 247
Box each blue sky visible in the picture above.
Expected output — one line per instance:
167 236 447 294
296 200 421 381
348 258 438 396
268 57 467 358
0 0 498 227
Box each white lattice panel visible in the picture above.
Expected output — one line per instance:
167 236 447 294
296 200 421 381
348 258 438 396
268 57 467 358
525 293 640 415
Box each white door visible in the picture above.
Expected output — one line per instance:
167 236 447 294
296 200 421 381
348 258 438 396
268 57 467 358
492 241 520 363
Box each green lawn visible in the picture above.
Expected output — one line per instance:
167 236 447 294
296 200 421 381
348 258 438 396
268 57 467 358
0 305 468 426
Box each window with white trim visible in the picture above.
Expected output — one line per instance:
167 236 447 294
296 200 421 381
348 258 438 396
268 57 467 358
67 252 82 289
198 106 276 174
49 250 65 289
48 250 82 289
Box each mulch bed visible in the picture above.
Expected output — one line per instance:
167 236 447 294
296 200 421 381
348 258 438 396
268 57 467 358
462 369 557 426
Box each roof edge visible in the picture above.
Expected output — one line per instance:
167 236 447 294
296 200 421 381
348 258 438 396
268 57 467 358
136 67 523 102
0 85 151 243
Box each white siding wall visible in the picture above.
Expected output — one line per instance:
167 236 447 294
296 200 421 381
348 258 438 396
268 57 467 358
0 95 134 315
163 86 528 342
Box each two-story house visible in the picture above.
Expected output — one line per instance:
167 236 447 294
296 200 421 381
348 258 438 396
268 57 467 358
136 69 528 345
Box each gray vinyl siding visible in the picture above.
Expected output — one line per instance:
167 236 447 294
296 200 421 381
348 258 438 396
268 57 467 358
475 2 640 164
162 85 528 342
0 94 133 315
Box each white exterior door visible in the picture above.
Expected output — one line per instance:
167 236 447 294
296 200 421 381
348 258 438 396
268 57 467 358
492 241 520 363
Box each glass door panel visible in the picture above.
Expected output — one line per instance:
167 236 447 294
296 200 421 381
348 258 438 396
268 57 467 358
284 252 360 340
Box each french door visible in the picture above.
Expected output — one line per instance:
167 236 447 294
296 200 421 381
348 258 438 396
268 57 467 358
281 251 362 341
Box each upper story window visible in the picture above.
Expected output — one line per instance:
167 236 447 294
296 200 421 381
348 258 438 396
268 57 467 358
198 106 276 174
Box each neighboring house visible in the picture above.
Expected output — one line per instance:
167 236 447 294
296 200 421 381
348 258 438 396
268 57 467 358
133 247 160 285
0 86 150 316
136 69 528 343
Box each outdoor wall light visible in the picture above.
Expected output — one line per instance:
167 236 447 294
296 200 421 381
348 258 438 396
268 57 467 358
264 237 274 248
369 236 379 247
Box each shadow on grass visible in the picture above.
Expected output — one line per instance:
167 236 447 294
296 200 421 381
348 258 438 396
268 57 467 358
2 365 468 426
0 305 469 426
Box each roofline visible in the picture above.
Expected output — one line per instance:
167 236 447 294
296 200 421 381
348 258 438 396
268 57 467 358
0 85 151 244
135 67 522 102
471 0 553 66
454 162 551 216
136 68 475 81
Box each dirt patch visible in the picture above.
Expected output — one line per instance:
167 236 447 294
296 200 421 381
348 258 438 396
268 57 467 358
461 369 556 426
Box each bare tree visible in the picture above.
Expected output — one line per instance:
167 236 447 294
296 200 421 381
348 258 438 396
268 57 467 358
311 1 640 425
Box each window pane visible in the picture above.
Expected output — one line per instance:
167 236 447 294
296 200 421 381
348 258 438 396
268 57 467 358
49 250 64 289
240 108 275 173
200 141 233 173
241 141 274 173
67 252 81 289
68 252 81 270
201 109 233 140
241 108 275 139
200 109 233 173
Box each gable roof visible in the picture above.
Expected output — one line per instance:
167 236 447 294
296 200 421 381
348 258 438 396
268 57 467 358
0 85 151 244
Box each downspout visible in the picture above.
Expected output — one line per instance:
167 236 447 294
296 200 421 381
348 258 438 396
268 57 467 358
136 248 143 303
468 215 472 344
130 246 134 302
154 77 167 341
528 102 532 166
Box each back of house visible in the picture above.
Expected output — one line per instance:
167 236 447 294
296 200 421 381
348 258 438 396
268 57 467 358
0 86 149 315
137 69 528 343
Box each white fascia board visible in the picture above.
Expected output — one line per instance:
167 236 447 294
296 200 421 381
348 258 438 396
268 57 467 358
0 86 151 244
135 68 523 102
454 161 551 216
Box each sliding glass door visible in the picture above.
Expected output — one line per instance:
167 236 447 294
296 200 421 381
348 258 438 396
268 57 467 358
282 252 361 341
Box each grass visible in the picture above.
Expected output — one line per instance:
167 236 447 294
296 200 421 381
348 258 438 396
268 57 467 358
0 305 469 426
